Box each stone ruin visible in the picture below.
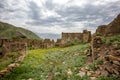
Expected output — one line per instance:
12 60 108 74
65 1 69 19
0 38 27 55
82 30 91 43
60 30 91 47
26 39 43 49
0 29 92 54
43 39 55 48
0 37 56 55
85 36 120 78
96 25 107 36
55 39 62 46
0 38 55 75
96 14 120 36
62 32 83 43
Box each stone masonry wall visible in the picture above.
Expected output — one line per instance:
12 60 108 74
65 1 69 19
61 30 91 47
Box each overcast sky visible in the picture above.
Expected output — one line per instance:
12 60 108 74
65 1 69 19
0 0 120 40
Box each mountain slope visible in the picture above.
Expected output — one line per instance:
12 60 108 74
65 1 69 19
0 22 40 39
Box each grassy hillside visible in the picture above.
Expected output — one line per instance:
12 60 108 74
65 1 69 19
0 22 40 39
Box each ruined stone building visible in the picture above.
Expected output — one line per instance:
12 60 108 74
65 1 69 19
0 38 27 55
56 39 62 46
82 30 91 43
96 14 120 36
43 39 55 48
61 30 91 46
0 38 56 55
62 32 83 44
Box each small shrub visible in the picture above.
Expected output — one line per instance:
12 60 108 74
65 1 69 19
95 59 103 65
102 35 120 44
96 32 102 36
0 52 19 70
71 40 80 45
0 58 13 70
88 63 97 71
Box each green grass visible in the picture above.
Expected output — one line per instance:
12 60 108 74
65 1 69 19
96 76 119 80
88 60 103 71
102 35 120 44
1 43 119 80
0 43 90 80
102 35 120 50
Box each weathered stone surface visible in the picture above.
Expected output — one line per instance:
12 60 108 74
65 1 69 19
96 25 107 36
100 70 109 76
107 55 120 61
91 36 103 61
2 44 8 55
61 32 83 44
77 71 86 77
90 77 96 80
55 39 62 46
43 39 55 48
89 34 120 77
82 30 91 43
87 71 94 76
92 36 102 48
112 61 120 66
0 68 8 75
61 30 91 47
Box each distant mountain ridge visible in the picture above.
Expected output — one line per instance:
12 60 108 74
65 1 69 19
0 22 40 39
36 33 61 41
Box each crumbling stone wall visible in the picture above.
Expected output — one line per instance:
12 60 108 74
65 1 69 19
96 14 120 36
0 39 2 55
83 30 91 43
55 39 62 46
0 49 27 76
61 30 91 46
0 38 56 55
88 36 120 77
91 36 103 61
0 39 27 55
43 39 55 48
62 32 83 43
105 14 120 36
96 25 107 36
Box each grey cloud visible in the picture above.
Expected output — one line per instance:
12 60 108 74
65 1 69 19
55 1 120 28
28 1 42 20
45 0 54 10
27 1 61 26
26 0 120 29
26 16 63 26
0 0 120 39
0 0 29 21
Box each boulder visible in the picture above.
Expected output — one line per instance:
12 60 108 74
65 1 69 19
107 55 120 61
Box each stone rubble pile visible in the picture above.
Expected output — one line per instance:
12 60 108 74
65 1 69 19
0 50 26 76
85 36 120 79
